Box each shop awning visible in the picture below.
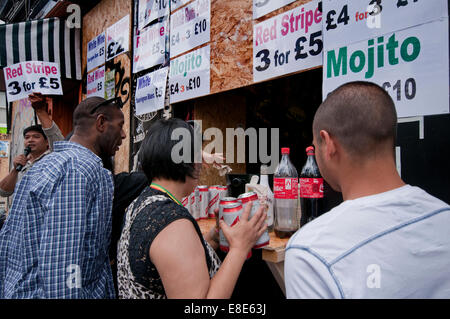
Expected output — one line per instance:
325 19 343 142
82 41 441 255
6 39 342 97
0 17 81 80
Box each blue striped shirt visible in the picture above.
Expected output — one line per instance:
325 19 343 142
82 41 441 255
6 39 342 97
0 141 115 299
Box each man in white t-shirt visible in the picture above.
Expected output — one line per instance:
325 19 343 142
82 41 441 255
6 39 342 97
285 81 450 299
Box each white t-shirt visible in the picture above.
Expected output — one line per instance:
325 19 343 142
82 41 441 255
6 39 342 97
285 185 450 299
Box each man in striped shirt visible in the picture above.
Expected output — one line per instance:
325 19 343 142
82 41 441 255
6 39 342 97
0 96 125 298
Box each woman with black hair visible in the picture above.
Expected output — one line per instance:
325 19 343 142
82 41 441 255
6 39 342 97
116 118 267 299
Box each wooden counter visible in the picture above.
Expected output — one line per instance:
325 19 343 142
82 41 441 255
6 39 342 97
197 218 290 295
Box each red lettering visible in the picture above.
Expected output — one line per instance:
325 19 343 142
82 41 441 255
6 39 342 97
5 68 12 80
51 66 57 75
255 25 263 46
281 15 289 36
160 26 165 36
314 7 322 24
263 28 269 43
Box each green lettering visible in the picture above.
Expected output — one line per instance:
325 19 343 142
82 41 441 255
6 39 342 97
387 34 399 65
327 47 347 78
350 50 365 73
365 39 374 79
401 36 420 62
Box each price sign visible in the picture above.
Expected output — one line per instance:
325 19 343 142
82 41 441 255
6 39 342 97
104 70 115 100
170 0 190 12
169 45 210 103
86 66 105 98
169 0 210 58
323 19 449 118
138 0 170 30
3 61 63 102
87 32 106 72
135 67 168 115
322 0 448 50
106 15 130 61
253 0 323 83
134 20 168 73
253 0 296 20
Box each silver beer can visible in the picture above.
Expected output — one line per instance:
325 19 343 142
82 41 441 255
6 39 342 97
207 186 221 218
197 185 209 219
182 196 190 213
218 185 229 200
219 201 251 259
192 189 199 220
238 191 270 248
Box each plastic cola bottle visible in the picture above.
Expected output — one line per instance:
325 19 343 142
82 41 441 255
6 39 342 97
273 148 299 238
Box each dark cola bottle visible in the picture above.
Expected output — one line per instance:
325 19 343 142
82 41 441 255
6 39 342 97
299 146 324 227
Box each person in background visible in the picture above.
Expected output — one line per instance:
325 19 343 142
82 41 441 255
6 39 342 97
0 93 63 199
0 96 125 298
285 81 450 298
117 118 267 299
0 124 50 198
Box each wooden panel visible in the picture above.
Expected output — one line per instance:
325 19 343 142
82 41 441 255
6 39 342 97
194 90 246 186
210 0 313 95
82 0 132 173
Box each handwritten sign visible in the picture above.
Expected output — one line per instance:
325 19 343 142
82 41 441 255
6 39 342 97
3 61 62 102
134 20 168 73
87 32 106 72
169 45 210 103
106 15 130 61
86 66 105 98
104 70 115 100
169 0 210 58
322 0 448 50
253 0 323 83
135 67 168 115
323 19 449 118
138 0 170 30
170 0 190 12
253 0 296 19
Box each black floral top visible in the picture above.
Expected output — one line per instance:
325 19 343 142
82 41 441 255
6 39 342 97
117 187 221 299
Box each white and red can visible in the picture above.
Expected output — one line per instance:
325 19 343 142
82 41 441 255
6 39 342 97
197 185 209 219
238 191 270 249
207 186 221 218
219 201 251 259
182 196 190 213
191 190 199 220
218 185 229 200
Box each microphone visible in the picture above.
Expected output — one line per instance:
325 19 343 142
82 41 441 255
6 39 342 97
16 146 32 172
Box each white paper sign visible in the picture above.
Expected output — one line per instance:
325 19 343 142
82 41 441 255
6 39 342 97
134 20 168 73
253 0 323 83
170 0 190 12
322 0 448 50
87 32 106 72
138 0 170 30
87 66 105 98
3 61 63 102
169 0 210 58
169 45 210 103
323 19 450 118
135 67 168 115
106 15 130 61
253 0 296 20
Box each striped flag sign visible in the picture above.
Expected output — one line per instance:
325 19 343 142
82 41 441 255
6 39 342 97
0 17 81 80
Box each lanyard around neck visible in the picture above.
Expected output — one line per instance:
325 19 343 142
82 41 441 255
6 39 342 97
150 183 182 206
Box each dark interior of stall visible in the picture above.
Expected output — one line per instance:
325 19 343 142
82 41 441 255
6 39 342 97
174 68 344 299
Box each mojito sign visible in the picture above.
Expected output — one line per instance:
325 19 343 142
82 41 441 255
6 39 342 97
323 19 449 118
253 0 323 83
169 45 210 103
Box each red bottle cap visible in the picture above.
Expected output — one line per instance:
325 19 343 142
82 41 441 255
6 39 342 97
281 147 290 154
306 146 315 155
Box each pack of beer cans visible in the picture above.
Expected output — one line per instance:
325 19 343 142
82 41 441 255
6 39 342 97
182 188 271 252
182 185 229 221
